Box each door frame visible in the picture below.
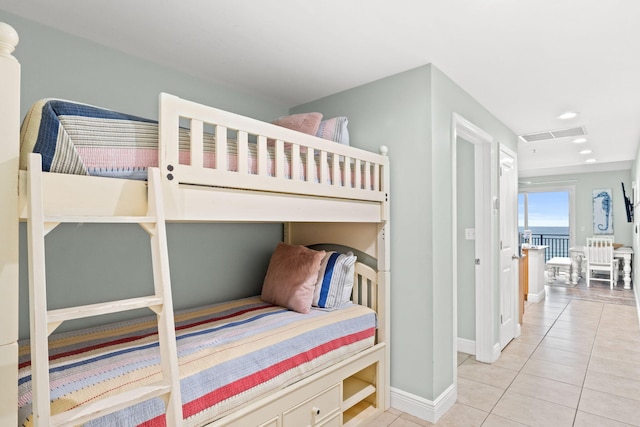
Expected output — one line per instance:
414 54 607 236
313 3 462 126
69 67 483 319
451 113 498 366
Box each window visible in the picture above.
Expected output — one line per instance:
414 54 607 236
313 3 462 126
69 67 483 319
519 189 573 261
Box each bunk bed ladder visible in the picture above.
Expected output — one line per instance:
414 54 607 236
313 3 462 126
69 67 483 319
26 154 183 427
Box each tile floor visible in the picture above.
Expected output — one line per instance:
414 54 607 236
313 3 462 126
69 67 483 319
371 284 640 426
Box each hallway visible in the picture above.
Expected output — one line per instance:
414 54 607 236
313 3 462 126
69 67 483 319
372 282 640 426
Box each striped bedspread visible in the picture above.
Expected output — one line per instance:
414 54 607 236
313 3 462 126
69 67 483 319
20 99 364 185
18 297 376 426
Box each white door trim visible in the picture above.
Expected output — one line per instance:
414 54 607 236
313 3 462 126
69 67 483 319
451 113 497 367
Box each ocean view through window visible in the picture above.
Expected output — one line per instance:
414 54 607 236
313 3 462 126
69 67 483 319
519 191 571 261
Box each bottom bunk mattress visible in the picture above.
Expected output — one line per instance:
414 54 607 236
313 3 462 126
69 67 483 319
18 297 377 426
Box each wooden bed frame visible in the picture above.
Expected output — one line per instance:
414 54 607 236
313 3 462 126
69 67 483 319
0 22 390 426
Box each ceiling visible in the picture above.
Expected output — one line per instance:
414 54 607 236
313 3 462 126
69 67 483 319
2 0 639 177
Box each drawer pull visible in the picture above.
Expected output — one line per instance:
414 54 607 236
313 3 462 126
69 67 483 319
312 407 320 416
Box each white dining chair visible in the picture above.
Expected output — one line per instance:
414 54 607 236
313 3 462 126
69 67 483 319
585 236 617 289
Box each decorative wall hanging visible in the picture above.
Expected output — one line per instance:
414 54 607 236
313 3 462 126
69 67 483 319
593 188 613 234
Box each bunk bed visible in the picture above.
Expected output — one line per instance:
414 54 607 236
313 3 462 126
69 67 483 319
0 22 390 427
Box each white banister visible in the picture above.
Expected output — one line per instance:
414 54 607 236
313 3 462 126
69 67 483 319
190 119 204 168
332 154 340 186
237 131 248 174
305 147 314 182
291 144 300 181
215 124 227 171
275 140 284 179
257 135 267 176
355 159 361 190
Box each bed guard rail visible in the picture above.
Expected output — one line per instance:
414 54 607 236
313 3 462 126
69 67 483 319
159 93 389 203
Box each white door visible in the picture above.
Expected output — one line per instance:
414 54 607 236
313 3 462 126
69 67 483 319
499 146 518 349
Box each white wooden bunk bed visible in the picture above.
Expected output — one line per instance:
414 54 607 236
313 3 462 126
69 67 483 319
0 22 390 427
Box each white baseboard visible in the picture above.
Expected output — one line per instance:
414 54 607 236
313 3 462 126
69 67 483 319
390 384 456 424
527 288 546 303
457 337 475 355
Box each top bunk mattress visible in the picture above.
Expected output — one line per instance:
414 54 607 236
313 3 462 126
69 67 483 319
20 99 161 180
19 99 370 186
18 296 377 427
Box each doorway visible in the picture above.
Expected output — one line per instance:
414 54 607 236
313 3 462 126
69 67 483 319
451 113 498 366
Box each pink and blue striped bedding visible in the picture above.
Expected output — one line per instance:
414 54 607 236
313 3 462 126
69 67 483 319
17 297 376 426
20 99 369 186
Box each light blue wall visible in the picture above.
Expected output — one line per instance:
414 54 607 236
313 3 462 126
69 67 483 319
293 65 518 401
429 66 517 395
5 12 287 338
292 66 435 398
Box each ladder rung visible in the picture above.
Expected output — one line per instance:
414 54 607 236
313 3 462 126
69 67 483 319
48 296 164 324
43 215 156 224
50 383 172 427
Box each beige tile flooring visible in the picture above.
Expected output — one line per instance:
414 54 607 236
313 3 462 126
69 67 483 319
372 285 640 426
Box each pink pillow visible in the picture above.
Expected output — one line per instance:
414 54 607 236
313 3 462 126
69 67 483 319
261 243 326 314
272 112 323 136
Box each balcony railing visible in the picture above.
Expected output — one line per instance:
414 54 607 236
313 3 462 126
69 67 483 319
528 233 570 262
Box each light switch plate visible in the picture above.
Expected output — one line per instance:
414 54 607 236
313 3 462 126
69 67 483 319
465 228 476 240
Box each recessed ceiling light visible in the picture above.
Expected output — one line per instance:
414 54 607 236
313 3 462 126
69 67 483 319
557 111 579 120
579 149 592 155
585 158 596 163
572 137 587 143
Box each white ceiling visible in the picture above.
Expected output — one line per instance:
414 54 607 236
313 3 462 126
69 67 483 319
2 0 639 176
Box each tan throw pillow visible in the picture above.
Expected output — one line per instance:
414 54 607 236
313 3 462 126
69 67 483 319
261 243 326 314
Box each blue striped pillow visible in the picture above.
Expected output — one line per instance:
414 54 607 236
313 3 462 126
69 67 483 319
313 251 357 309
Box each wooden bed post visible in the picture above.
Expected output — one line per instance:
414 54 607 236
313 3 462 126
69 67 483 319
378 145 391 410
0 21 20 427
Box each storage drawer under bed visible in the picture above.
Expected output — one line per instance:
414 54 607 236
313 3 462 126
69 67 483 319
283 384 340 426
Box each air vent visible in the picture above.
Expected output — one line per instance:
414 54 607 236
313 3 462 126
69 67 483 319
519 126 586 143
520 132 554 142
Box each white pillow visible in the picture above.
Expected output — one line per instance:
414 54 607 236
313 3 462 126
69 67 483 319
315 117 349 145
313 251 357 309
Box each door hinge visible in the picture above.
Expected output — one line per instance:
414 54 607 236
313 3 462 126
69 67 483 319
475 258 480 265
